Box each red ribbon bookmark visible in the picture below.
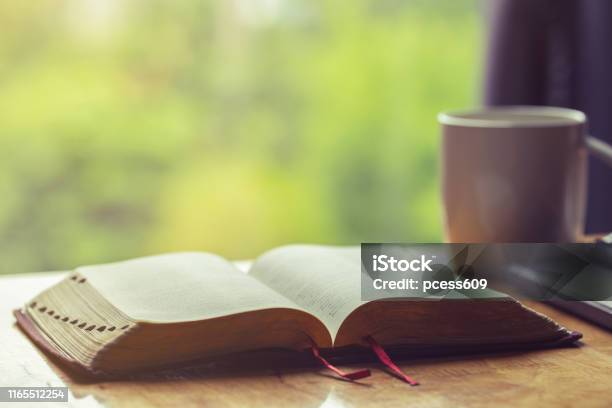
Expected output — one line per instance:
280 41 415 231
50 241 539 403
309 342 371 381
365 336 420 386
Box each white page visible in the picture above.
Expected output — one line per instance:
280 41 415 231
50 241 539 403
249 245 364 338
78 252 298 323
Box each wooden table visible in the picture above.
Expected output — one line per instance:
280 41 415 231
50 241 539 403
1 272 611 408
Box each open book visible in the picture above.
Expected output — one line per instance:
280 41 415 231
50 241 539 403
15 245 580 376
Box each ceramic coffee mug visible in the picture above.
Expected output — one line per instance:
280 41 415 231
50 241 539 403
439 106 612 243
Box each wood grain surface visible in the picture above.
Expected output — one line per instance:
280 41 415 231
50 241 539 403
1 272 611 408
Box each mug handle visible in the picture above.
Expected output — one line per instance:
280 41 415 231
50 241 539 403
586 136 612 168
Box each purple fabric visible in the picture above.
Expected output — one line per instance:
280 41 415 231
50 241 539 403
485 0 612 233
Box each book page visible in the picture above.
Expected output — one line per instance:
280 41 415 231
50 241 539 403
249 245 364 339
78 252 300 323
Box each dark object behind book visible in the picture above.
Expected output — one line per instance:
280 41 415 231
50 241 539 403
550 233 612 330
495 234 612 331
547 300 612 331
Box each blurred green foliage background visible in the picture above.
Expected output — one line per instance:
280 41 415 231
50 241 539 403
0 0 482 274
